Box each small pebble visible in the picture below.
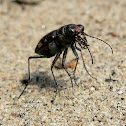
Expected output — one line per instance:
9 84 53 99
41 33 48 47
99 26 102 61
109 86 113 91
105 78 112 82
118 90 123 94
121 98 124 100
41 24 46 29
16 0 41 4
121 64 126 68
43 104 48 106
90 86 95 91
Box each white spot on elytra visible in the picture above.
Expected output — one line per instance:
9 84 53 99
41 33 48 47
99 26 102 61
38 42 42 48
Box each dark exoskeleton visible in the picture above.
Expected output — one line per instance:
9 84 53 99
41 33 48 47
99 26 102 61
18 24 113 99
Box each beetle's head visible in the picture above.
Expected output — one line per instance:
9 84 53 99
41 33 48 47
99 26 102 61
66 24 84 36
77 24 84 33
75 24 113 54
73 24 88 49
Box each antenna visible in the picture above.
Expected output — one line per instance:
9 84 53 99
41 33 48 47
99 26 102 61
83 33 113 54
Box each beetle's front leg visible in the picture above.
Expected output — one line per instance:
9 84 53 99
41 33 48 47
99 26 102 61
71 46 79 74
71 46 79 86
75 44 97 80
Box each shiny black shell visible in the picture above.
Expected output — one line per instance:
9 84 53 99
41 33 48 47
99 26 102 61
35 30 60 58
35 24 84 58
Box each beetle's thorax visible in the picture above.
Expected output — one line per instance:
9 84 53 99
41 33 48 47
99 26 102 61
56 26 75 48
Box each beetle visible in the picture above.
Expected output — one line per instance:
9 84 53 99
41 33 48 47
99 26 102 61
18 24 113 99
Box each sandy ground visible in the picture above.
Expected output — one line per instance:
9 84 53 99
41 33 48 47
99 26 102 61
0 0 126 125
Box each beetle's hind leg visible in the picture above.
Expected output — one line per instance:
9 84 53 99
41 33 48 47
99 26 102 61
28 55 47 81
18 55 46 99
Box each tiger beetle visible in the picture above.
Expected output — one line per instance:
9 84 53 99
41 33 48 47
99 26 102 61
18 24 113 99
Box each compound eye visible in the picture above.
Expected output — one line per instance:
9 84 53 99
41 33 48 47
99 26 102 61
68 28 75 36
78 24 84 31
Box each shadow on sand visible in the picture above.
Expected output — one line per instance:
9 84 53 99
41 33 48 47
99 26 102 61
18 70 67 102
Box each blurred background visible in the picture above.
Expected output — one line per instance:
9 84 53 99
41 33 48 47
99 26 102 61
0 0 126 125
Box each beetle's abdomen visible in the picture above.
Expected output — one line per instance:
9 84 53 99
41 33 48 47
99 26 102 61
35 30 60 58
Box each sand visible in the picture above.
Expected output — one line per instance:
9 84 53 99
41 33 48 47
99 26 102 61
0 0 126 125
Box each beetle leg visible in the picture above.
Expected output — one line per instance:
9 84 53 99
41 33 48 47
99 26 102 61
71 46 79 86
51 53 61 89
71 46 79 74
75 45 97 80
80 50 97 80
28 55 47 80
75 45 81 51
62 48 74 87
18 55 46 99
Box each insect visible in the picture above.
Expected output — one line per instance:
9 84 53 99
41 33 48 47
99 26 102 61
18 24 113 99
